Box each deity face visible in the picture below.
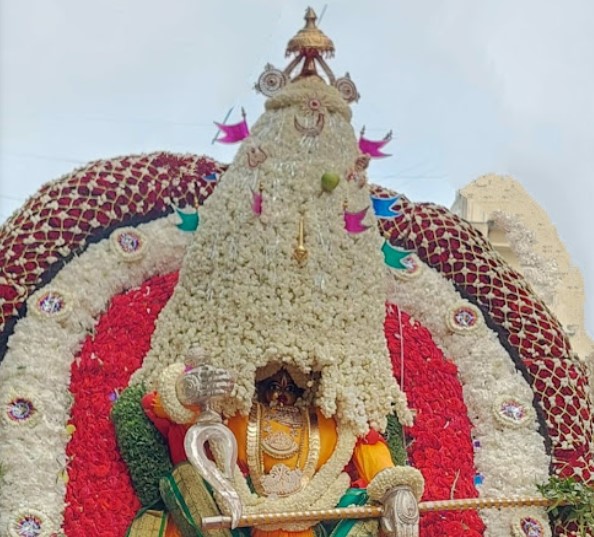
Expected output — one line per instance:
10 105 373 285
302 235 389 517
258 369 303 407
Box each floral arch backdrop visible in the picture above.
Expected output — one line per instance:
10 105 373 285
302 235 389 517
0 151 591 537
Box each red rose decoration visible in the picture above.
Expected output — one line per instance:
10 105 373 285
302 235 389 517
386 305 485 536
63 272 177 537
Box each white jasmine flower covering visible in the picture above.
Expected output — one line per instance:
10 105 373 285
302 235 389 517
135 77 412 435
367 467 425 502
0 204 556 537
0 78 566 537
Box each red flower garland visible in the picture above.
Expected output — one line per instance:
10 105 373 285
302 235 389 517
63 272 178 537
385 305 485 537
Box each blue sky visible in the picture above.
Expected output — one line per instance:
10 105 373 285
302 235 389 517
1 0 593 337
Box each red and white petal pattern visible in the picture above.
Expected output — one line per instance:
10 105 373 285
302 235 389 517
0 215 190 534
386 305 485 537
0 152 225 336
373 187 593 488
386 258 551 536
64 272 177 536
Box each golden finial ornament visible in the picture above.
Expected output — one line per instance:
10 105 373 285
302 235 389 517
254 7 360 102
283 7 336 84
293 214 308 265
286 8 335 59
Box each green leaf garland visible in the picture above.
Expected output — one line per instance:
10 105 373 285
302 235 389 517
537 476 594 536
384 413 408 466
111 384 173 506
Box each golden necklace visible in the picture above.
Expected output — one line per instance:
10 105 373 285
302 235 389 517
247 402 320 497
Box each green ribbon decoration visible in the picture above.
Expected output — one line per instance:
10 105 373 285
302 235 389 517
329 488 370 537
158 511 168 537
175 207 200 232
381 241 412 270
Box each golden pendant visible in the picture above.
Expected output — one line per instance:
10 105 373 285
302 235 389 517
261 430 300 459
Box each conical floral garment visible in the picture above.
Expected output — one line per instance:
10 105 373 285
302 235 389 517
135 76 411 435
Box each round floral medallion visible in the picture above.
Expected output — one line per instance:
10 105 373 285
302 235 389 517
9 510 50 537
393 253 422 280
255 65 287 96
308 98 322 111
493 395 533 429
4 395 39 426
110 227 147 261
446 303 482 334
300 95 327 115
30 289 71 321
511 513 551 537
334 75 359 103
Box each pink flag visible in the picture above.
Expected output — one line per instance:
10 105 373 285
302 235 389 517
251 188 263 216
214 110 250 144
358 127 392 158
344 206 370 234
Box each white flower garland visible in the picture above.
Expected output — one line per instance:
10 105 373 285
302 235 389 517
0 214 191 535
367 467 425 502
231 425 357 517
386 259 552 537
157 362 196 424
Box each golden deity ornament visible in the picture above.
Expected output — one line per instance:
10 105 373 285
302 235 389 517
286 7 335 58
